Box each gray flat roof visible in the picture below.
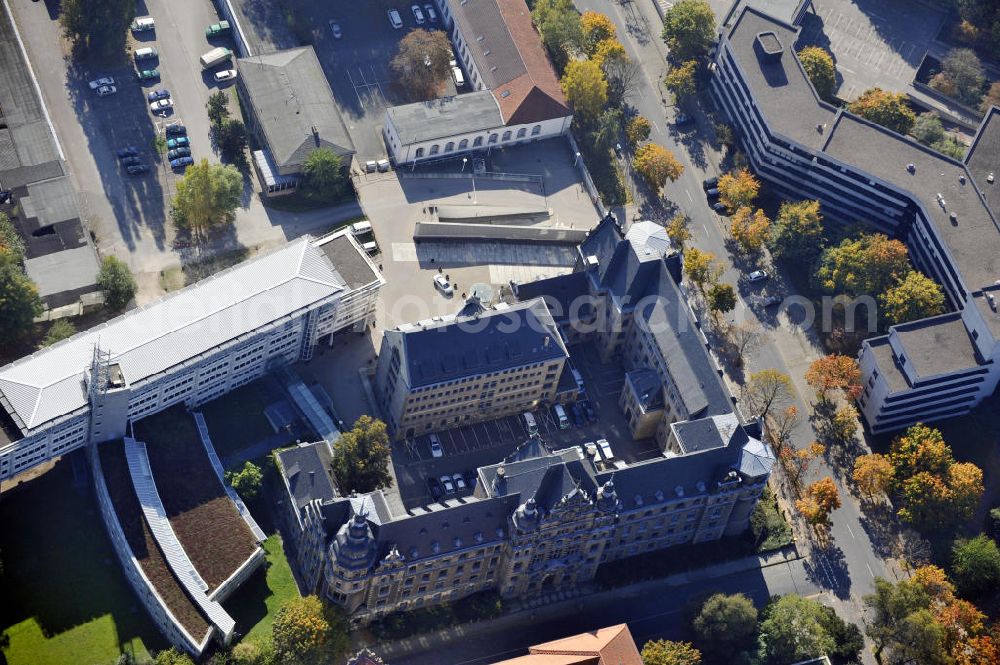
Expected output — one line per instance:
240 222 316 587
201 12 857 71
972 287 1000 341
726 7 836 150
386 92 503 145
721 0 812 27
894 313 981 380
25 246 100 301
315 232 381 290
866 336 909 393
966 106 1000 218
413 221 589 245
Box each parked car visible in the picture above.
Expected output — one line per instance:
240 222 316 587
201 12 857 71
147 88 170 102
120 156 142 166
126 164 149 175
440 474 455 494
377 159 390 172
452 473 466 492
428 476 442 500
705 187 720 199
411 4 426 23
170 156 194 169
96 85 117 97
424 4 437 21
553 404 570 429
571 402 585 428
748 269 769 284
130 17 155 32
205 20 231 38
88 76 114 89
758 293 782 307
214 69 237 82
433 274 454 296
674 113 694 127
137 68 160 81
581 400 597 422
712 201 727 213
350 220 373 236
134 47 158 61
702 176 719 190
429 433 443 458
167 147 191 160
452 66 465 87
364 160 378 173
164 123 187 136
387 8 403 29
596 438 614 462
329 20 342 39
166 137 190 149
150 98 173 113
116 146 139 158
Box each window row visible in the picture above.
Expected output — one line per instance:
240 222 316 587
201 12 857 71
414 125 543 158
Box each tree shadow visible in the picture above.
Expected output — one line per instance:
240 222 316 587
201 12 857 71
857 501 901 560
804 541 852 599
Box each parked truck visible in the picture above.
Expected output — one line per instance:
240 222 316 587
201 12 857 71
199 47 232 70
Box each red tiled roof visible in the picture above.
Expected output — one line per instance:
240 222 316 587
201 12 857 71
490 624 643 665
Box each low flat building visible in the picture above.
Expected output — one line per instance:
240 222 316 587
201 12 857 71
236 47 355 197
711 4 1000 433
384 0 572 165
489 623 643 664
0 230 383 480
374 298 569 439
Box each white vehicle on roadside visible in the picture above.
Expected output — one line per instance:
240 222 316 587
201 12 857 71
214 69 237 82
88 76 114 89
150 98 173 113
429 433 443 458
96 85 117 97
387 8 403 28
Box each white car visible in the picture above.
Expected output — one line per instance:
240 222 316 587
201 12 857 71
433 274 454 296
424 4 437 21
747 269 769 284
329 20 342 39
150 98 173 113
596 438 614 462
214 69 237 82
96 85 117 97
387 8 403 28
411 4 426 23
429 434 443 458
453 473 466 491
440 474 455 494
88 76 114 90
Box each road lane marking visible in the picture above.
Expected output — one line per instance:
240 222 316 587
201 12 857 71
866 562 875 578
845 523 856 539
685 189 693 201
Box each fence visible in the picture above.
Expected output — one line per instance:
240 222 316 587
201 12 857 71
566 133 608 217
398 171 543 184
213 0 252 57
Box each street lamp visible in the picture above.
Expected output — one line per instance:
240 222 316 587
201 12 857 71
461 157 468 172
573 151 581 166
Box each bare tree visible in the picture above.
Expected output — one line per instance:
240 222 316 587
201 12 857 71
766 405 800 457
391 29 453 100
742 368 793 422
895 528 931 572
727 321 761 367
602 54 642 106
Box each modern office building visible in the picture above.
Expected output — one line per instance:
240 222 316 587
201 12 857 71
711 4 1000 434
383 0 572 165
0 230 383 480
374 298 570 439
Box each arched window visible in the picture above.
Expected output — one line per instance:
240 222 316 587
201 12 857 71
516 127 527 138
458 138 469 149
415 147 425 158
531 125 541 136
430 144 439 155
445 141 455 152
473 136 483 147
488 134 498 144
502 130 512 141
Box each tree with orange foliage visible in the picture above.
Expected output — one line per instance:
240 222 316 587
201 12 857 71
805 353 862 402
729 207 771 254
853 453 893 500
912 564 956 601
954 635 1000 665
782 441 825 489
890 423 954 480
797 477 840 526
717 168 760 212
633 144 684 194
580 11 616 55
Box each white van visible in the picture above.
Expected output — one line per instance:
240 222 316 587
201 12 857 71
134 47 158 61
522 412 538 435
131 17 155 32
350 221 372 236
452 66 465 87
596 438 614 462
553 404 570 429
361 241 378 255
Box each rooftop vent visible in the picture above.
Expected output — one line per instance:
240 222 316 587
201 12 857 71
754 31 783 63
959 174 966 185
950 212 958 225
634 495 644 507
675 485 685 497
988 172 995 184
987 294 997 312
696 481 706 493
907 163 915 173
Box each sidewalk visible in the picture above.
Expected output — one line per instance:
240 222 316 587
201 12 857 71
362 547 801 660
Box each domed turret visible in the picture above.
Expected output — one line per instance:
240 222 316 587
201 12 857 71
512 497 541 533
596 479 619 513
330 512 377 571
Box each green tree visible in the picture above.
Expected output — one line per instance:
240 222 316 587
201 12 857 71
879 270 945 326
912 112 947 146
207 90 230 126
272 596 348 665
0 212 25 264
230 639 276 665
532 0 583 70
560 59 608 122
0 252 42 347
770 199 823 264
691 592 758 659
390 29 454 100
633 143 683 194
798 46 837 101
226 461 264 500
641 639 702 665
707 282 736 319
980 81 1000 114
43 319 76 347
952 535 1000 598
97 255 137 311
301 149 347 203
756 594 836 665
847 87 916 135
626 115 651 148
331 416 392 493
215 118 249 165
589 108 625 156
153 648 195 665
933 48 985 107
813 232 910 296
171 160 243 238
664 60 698 103
661 0 716 61
59 0 135 57
864 577 938 664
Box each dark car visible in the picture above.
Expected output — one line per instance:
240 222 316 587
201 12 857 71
427 476 442 500
0 190 12 204
702 176 719 190
705 187 720 199
117 146 139 159
167 147 191 160
170 156 194 169
126 164 149 175
164 123 187 136
121 156 142 167
581 400 597 422
571 402 585 428
674 113 694 127
712 201 728 213
146 88 170 102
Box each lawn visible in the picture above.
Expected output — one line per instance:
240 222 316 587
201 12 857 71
198 382 279 461
224 534 299 645
0 456 166 665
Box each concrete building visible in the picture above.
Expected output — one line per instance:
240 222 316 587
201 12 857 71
0 230 383 481
236 47 355 197
489 623 643 664
374 298 569 439
383 0 572 165
711 4 1000 434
